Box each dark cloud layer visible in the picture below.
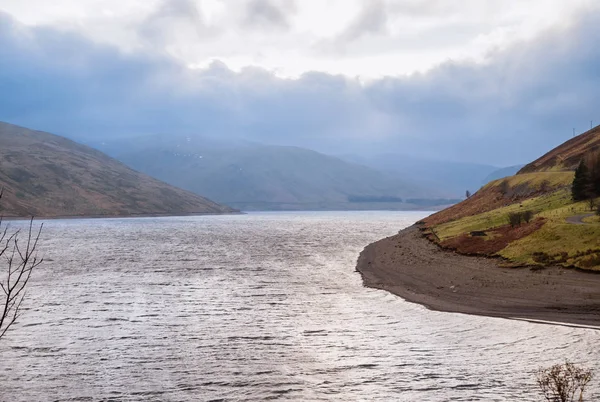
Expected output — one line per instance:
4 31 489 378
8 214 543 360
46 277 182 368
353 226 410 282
1 9 599 165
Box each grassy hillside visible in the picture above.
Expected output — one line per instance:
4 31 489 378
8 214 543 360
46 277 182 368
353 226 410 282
100 135 450 211
0 122 236 217
422 129 600 270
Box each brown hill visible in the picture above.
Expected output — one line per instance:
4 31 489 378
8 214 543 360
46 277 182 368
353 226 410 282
0 122 236 217
425 127 600 226
519 125 600 173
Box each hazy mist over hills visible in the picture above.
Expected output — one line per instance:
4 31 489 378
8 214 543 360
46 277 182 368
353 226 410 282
96 135 457 211
338 154 502 196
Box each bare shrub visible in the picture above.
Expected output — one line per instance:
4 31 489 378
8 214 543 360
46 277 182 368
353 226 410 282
0 190 43 340
536 361 593 402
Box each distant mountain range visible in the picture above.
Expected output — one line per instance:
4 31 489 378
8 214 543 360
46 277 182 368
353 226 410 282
0 121 523 214
95 135 458 211
0 122 235 217
338 153 510 196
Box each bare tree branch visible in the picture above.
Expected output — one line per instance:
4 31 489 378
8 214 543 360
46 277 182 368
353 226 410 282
0 189 44 340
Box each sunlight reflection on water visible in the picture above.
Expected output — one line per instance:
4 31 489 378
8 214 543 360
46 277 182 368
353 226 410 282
2 211 599 401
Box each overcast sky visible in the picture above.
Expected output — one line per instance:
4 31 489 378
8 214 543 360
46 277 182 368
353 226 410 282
1 0 599 165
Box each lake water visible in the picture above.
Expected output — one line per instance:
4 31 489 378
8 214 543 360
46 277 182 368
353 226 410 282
2 211 599 401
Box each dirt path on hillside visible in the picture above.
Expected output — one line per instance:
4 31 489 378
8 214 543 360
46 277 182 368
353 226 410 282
566 213 595 225
356 225 600 328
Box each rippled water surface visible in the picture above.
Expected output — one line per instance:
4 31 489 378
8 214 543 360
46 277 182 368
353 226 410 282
2 211 600 401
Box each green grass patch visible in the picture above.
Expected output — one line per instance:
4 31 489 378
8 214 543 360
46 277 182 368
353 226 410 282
431 171 600 269
500 221 600 269
583 215 600 224
434 189 572 241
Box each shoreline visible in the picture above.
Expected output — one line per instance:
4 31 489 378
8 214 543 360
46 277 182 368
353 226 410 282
356 225 600 328
1 211 244 221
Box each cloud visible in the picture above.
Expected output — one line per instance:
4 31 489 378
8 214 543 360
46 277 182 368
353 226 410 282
138 0 219 47
2 0 591 78
242 0 294 31
340 0 388 42
1 8 600 166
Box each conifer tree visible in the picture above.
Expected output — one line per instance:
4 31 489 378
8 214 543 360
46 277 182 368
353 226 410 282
572 160 590 201
586 151 600 196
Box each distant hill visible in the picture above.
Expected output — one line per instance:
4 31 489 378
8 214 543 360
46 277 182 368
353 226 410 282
96 136 449 211
0 122 236 217
480 165 524 185
421 126 600 270
519 125 600 173
338 153 500 196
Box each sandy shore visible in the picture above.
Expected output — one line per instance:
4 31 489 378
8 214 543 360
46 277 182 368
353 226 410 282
356 225 600 328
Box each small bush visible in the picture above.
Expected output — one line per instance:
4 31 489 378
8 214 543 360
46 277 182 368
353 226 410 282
507 210 534 226
508 212 522 227
536 361 593 402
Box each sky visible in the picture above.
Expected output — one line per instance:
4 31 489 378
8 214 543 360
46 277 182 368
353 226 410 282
1 0 599 165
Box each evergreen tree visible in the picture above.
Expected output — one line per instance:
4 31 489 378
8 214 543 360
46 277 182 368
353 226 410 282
572 160 590 201
587 152 600 196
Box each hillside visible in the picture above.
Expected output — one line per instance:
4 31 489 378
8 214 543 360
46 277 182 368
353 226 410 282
97 135 453 211
0 122 236 217
421 128 600 270
519 125 600 173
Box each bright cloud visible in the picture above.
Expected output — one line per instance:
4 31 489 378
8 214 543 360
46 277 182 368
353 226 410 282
0 0 595 78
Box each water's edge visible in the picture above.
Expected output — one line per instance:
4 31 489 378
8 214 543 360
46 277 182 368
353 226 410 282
356 225 600 329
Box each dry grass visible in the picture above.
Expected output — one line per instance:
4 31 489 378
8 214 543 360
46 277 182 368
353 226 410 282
520 125 600 173
481 171 574 191
425 172 572 227
433 189 572 241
